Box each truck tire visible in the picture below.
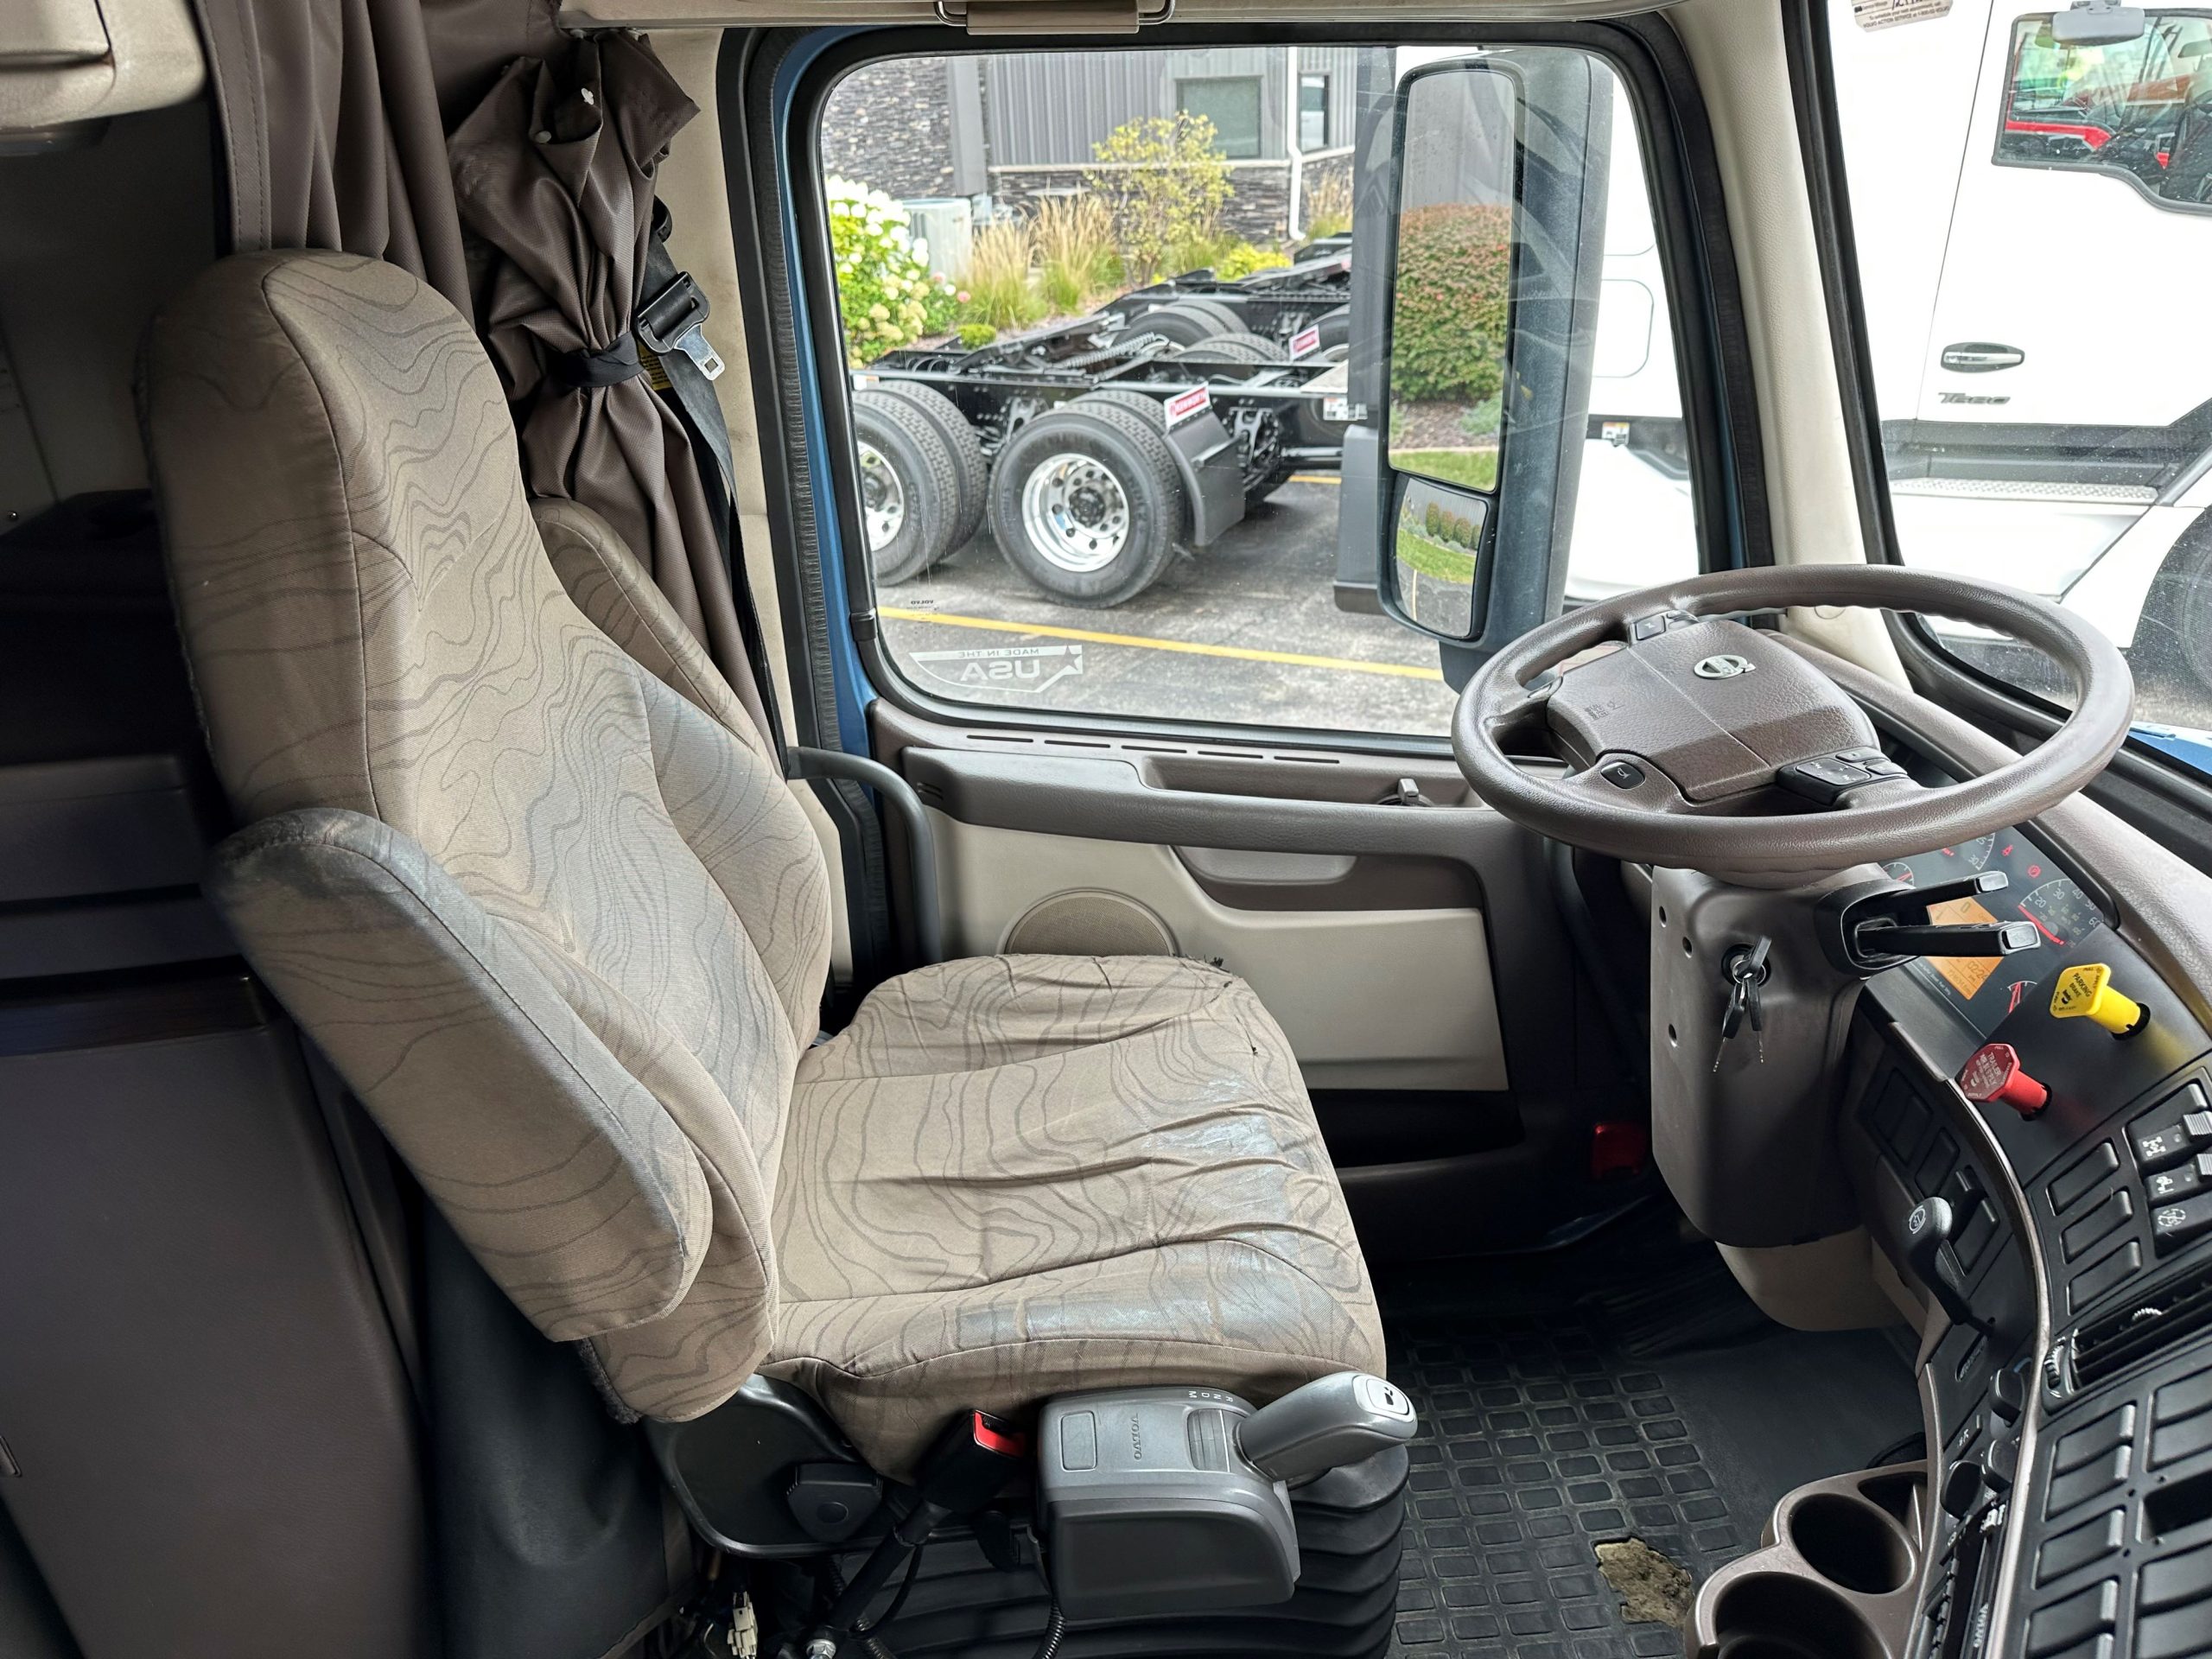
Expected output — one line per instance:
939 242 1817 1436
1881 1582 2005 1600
853 390 957 586
1184 330 1284 368
2136 510 2212 728
1073 386 1288 510
1130 298 1240 346
869 380 987 562
989 404 1184 607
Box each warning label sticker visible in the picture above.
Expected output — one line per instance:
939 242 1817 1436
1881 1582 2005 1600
1164 385 1212 427
1851 0 1950 29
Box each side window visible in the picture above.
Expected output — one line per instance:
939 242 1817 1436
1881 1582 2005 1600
818 47 1700 738
1999 12 2212 206
1832 6 2212 766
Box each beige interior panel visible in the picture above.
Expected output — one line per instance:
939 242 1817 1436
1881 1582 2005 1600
931 811 1510 1092
1669 0 1906 686
0 0 203 133
652 26 800 741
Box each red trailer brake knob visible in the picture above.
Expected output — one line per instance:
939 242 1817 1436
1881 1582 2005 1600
1958 1042 2049 1118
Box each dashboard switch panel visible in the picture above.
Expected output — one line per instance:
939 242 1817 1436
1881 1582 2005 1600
2133 1090 2212 1173
2152 1191 2212 1255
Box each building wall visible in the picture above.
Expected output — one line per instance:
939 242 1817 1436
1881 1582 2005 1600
820 58 963 201
982 47 1370 167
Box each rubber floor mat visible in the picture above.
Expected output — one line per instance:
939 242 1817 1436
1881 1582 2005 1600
1380 1214 1918 1657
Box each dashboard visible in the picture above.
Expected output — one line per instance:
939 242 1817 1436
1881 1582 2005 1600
1844 807 2212 1659
1881 832 2113 1043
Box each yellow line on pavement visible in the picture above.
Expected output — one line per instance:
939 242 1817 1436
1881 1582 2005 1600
1289 473 1341 485
879 606 1442 681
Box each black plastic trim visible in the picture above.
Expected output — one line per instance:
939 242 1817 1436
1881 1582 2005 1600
769 16 1766 755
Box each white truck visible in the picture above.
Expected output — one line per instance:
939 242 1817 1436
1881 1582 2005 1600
1567 2 2212 723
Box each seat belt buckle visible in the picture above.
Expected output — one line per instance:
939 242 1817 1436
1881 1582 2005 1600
913 1408 1031 1515
638 270 724 381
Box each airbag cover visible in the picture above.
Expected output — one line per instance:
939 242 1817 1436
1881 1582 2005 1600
1545 619 1876 802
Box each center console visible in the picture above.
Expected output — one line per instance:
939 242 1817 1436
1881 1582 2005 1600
1694 820 2212 1659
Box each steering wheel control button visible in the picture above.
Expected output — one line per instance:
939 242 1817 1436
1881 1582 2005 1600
1960 1043 2050 1118
2152 1191 2212 1255
1630 608 1697 641
1778 757 1870 805
1600 760 1647 790
2050 963 2147 1038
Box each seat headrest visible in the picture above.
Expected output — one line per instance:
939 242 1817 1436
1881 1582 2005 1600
143 250 557 826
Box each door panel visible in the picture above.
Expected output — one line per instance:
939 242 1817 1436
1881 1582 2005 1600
932 816 1508 1092
874 704 1638 1258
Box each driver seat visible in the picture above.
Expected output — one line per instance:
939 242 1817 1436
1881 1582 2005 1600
141 250 1383 1479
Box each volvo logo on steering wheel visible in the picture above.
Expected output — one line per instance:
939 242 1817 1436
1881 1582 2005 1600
1693 653 1757 680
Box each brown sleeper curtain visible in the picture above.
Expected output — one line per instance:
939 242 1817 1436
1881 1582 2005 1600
448 31 760 717
188 0 769 745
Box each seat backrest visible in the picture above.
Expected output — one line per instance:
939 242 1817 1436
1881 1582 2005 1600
143 251 832 1420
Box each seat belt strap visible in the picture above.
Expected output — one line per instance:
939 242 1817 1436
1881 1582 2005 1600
637 200 786 759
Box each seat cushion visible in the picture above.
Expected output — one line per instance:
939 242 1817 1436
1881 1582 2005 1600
766 955 1385 1477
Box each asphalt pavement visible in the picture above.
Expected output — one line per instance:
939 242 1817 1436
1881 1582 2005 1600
874 477 1463 737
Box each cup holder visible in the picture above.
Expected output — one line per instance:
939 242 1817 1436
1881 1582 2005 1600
1783 1492 1914 1597
1710 1574 1887 1659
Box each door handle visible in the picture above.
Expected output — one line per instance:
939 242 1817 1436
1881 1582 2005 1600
1940 342 2025 372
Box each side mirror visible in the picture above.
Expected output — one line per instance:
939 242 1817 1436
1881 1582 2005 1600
1336 51 1611 679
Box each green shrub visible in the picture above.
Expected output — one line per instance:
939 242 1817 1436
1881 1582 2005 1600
1389 202 1513 404
825 177 955 365
957 321 998 349
1087 114 1233 285
1213 243 1291 281
1423 500 1442 537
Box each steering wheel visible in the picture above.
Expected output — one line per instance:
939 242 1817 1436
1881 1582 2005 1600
1452 565 2134 877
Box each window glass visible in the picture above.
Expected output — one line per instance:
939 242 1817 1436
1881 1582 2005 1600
1177 78 1264 159
1830 6 2212 760
1299 73 1332 149
820 48 1699 736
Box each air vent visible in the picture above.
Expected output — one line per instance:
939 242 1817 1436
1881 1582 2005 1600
2074 1261 2212 1389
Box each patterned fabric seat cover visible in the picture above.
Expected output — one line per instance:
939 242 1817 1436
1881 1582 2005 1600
143 250 1383 1475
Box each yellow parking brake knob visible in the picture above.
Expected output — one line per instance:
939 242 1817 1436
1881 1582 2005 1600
2050 963 2146 1038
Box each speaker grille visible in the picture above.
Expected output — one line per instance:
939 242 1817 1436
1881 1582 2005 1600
1001 890 1178 958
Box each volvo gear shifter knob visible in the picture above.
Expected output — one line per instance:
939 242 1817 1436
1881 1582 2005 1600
1236 1372 1419 1484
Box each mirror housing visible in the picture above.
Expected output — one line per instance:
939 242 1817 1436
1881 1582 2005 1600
1335 49 1612 683
2051 0 2148 46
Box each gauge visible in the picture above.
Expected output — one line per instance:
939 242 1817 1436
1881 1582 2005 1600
1937 834 1998 873
1882 861 1917 885
2018 879 2105 950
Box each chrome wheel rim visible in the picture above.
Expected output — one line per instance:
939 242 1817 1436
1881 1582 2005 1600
1020 452 1130 573
857 440 906 552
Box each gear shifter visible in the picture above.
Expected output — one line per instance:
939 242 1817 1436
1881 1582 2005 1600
1237 1372 1419 1484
